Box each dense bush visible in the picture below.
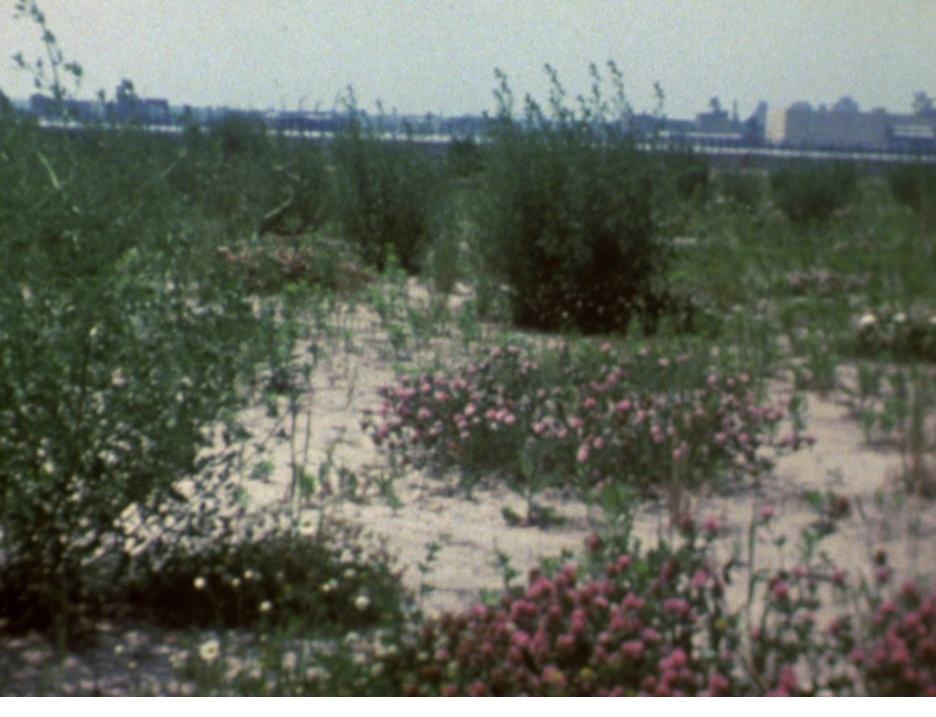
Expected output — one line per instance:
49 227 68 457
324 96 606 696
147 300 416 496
477 65 665 334
769 162 858 224
118 477 410 632
656 150 710 204
0 110 279 633
713 169 766 210
887 163 936 219
330 109 445 274
169 121 329 241
446 137 485 180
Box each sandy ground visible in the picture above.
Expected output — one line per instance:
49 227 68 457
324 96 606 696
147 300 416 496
236 291 935 618
2 288 934 694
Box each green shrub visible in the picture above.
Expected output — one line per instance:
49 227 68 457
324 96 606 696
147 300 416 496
329 108 445 274
168 124 328 241
656 150 709 204
209 113 269 157
0 110 277 634
120 486 410 632
887 163 936 223
769 162 858 224
713 170 765 210
477 64 665 334
447 137 485 180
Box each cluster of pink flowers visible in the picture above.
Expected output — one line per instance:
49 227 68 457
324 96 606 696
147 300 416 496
366 340 813 495
852 580 936 696
338 508 936 697
385 520 875 697
395 535 739 696
364 516 936 697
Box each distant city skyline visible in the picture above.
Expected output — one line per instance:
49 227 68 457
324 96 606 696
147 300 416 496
1 1 934 119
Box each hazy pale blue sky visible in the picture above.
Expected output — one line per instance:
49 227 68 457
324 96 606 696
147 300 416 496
1 1 934 119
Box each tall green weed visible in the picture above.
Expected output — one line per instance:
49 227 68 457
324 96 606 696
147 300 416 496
329 102 446 274
477 64 664 334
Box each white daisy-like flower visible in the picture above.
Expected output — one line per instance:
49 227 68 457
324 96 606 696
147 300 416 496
354 594 371 611
193 576 207 590
894 312 907 324
259 600 273 614
306 666 327 681
299 519 317 537
198 639 220 664
858 313 877 328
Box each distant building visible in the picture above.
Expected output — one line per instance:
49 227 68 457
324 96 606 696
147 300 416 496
785 102 889 149
888 113 936 152
767 98 936 152
28 93 106 122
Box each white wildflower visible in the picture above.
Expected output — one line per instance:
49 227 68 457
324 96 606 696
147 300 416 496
193 576 207 590
894 312 907 324
281 651 298 673
169 651 190 670
354 594 371 611
858 313 877 328
224 656 245 682
198 639 220 664
259 600 273 614
345 631 361 645
306 666 328 681
299 518 317 537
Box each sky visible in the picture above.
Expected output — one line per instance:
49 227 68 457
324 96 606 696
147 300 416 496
1 0 934 120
